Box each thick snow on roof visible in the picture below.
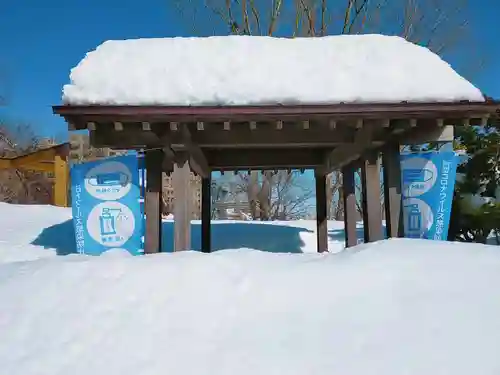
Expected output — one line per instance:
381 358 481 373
62 34 484 106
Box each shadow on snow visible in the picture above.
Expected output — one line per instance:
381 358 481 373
32 220 312 256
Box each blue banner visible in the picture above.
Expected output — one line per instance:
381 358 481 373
71 155 143 255
400 150 458 240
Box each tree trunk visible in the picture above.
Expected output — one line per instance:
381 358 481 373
257 171 272 220
247 171 259 219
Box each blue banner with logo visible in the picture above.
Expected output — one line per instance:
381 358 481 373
400 150 458 240
71 155 143 255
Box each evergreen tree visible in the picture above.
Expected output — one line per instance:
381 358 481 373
448 113 500 244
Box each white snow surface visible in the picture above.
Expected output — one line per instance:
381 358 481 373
0 203 72 263
63 34 484 106
2 203 500 374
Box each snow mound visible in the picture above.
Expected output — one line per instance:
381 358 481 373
2 239 500 375
63 34 484 106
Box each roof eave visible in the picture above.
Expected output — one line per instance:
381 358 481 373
53 100 499 124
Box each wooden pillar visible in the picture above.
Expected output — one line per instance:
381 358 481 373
144 149 163 254
173 158 191 251
360 153 384 242
315 171 328 253
342 164 358 248
201 174 212 253
54 154 69 207
360 163 369 242
382 142 404 238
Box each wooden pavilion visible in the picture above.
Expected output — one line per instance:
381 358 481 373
53 102 499 253
52 35 500 253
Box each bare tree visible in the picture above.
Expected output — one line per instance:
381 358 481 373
269 170 314 219
0 123 53 205
228 170 313 220
173 0 485 85
173 0 478 50
327 170 343 219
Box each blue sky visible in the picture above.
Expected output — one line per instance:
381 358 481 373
1 1 499 141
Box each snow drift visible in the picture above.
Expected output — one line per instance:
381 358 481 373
62 34 484 106
2 236 500 375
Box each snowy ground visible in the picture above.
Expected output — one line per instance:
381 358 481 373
0 203 73 263
1 203 500 374
0 202 360 263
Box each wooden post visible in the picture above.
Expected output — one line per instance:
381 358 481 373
144 149 163 254
54 154 69 207
342 164 358 247
173 158 191 251
315 171 328 253
360 153 384 242
360 163 369 242
201 174 212 253
382 142 404 238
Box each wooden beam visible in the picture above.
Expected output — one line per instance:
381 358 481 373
324 118 451 171
173 158 191 251
315 171 328 253
321 124 375 174
382 142 404 238
360 153 384 242
400 124 454 145
144 149 163 254
193 126 356 148
162 146 175 174
342 164 358 247
178 126 210 178
205 148 325 170
321 120 457 173
91 124 357 149
201 175 212 253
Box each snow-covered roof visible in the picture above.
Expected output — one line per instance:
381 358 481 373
63 34 484 106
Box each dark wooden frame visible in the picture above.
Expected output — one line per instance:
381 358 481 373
54 99 499 253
